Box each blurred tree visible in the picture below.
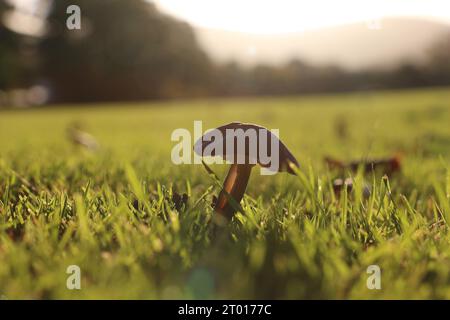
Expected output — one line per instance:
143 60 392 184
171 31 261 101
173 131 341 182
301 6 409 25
40 0 213 102
0 0 22 89
0 0 50 97
426 34 450 85
388 63 429 88
2 0 450 104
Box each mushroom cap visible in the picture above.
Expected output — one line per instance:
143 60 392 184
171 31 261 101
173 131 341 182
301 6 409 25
194 122 299 175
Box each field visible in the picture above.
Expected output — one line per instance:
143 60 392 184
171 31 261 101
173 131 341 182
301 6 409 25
0 87 449 299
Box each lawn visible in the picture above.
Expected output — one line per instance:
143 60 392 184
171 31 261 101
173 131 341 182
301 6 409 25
0 87 449 299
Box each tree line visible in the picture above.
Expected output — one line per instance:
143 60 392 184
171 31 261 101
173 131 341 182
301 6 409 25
0 0 449 105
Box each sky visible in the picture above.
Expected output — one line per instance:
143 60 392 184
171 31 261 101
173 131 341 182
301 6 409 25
153 0 450 34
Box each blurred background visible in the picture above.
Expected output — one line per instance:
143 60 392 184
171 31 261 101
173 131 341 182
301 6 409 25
0 0 449 107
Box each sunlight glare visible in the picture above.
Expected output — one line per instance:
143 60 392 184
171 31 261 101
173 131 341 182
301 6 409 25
153 0 450 34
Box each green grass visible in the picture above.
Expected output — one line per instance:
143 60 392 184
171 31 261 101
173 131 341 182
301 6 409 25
0 87 449 299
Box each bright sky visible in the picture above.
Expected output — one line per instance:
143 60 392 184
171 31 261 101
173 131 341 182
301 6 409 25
153 0 450 34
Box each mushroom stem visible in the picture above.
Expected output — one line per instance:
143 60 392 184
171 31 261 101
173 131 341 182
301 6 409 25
215 164 253 219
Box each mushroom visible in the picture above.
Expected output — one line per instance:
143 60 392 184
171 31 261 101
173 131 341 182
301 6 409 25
194 122 299 220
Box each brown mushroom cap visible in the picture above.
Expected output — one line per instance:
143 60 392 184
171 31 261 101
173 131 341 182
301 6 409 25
194 122 299 174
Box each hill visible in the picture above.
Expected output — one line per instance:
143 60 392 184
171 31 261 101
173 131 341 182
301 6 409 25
196 18 450 70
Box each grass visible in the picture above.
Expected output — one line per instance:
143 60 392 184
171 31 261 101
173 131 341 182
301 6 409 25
0 87 449 299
